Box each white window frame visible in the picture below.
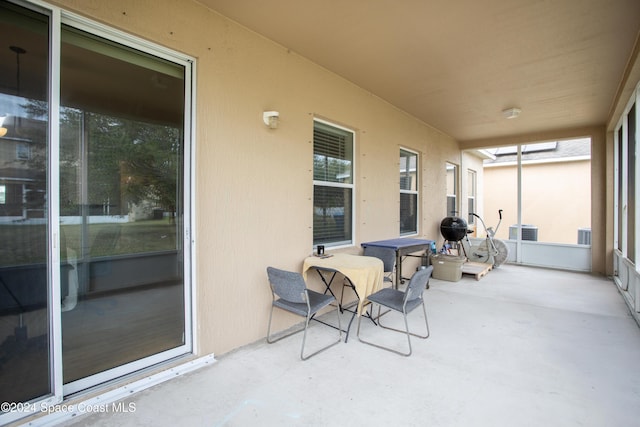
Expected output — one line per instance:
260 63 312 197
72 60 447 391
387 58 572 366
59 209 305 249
312 118 356 248
467 169 477 225
614 82 640 268
60 9 196 396
399 147 419 236
0 2 196 422
446 162 458 216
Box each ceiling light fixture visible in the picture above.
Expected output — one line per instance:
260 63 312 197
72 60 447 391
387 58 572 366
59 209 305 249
502 107 522 119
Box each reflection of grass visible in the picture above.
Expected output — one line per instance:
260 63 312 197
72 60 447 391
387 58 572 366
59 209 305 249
0 224 48 267
0 220 178 267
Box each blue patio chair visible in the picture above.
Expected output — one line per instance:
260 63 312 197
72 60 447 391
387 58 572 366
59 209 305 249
357 265 433 356
339 245 395 313
266 267 342 360
363 245 396 287
358 245 397 320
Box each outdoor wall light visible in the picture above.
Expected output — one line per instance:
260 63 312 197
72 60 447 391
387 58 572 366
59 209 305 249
502 107 522 119
263 111 279 129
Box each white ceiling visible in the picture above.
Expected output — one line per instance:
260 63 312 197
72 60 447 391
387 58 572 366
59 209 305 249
199 0 640 143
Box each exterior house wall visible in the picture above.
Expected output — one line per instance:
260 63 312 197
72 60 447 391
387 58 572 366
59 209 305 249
52 0 460 356
482 159 591 244
460 127 606 274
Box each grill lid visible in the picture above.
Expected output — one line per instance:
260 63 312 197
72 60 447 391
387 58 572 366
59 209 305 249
440 216 468 241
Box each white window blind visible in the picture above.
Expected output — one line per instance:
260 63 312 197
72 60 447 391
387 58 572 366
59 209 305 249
400 148 418 235
313 120 354 246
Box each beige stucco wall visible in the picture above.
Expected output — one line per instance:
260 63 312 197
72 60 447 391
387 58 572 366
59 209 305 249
52 0 460 356
482 159 591 244
461 127 607 275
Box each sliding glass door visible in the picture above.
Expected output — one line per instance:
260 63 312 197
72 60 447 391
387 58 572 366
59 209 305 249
0 1 51 406
1 1 192 419
59 23 189 392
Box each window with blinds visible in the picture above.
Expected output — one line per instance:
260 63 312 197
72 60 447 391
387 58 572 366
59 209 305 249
467 169 477 225
313 120 354 246
446 162 458 216
400 148 418 235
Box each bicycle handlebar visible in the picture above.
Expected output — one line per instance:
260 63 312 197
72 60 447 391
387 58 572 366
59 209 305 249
471 211 503 221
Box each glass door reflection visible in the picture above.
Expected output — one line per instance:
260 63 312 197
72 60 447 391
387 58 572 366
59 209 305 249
0 1 51 406
59 26 186 387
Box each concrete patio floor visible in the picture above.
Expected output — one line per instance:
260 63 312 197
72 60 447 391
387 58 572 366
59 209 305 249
59 264 640 427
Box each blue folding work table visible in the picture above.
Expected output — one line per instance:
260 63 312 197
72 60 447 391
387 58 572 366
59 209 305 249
361 238 435 286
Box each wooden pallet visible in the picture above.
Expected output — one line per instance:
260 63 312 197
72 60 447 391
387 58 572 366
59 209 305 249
462 261 492 281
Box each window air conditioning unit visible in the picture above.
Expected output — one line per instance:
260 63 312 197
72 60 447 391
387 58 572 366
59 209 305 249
509 225 538 241
578 228 591 245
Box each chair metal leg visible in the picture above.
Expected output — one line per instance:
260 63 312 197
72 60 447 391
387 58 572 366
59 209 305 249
267 304 342 361
300 306 342 361
377 302 429 340
356 301 429 357
328 277 376 342
267 305 305 344
344 306 358 343
373 303 391 322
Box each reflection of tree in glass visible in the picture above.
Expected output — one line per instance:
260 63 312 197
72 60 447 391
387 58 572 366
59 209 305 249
53 104 181 220
313 154 351 183
18 100 47 219
121 122 181 222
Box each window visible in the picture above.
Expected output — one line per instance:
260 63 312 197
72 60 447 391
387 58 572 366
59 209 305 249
615 102 636 263
400 148 418 235
617 127 623 252
313 120 354 246
16 143 30 160
627 104 636 262
446 162 458 216
467 170 477 224
614 103 637 261
0 185 4 204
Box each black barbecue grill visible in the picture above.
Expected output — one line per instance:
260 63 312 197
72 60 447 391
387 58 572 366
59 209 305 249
440 216 468 242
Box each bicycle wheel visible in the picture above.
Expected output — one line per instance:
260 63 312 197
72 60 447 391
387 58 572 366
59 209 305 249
469 240 492 264
492 239 509 267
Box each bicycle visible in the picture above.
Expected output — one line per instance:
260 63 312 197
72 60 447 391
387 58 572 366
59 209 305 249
461 209 509 268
